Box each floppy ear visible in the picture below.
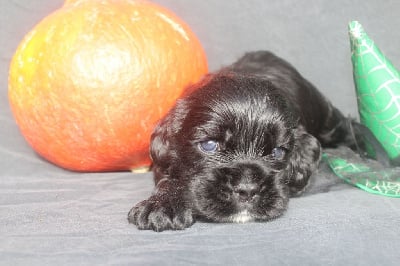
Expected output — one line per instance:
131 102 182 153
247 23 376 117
287 125 321 196
150 99 190 182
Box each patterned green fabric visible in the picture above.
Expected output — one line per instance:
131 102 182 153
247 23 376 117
324 21 400 197
323 152 400 197
349 21 400 159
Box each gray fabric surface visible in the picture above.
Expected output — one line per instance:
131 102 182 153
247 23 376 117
1 0 400 265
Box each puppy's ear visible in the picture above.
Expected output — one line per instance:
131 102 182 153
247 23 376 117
150 99 190 181
287 125 321 196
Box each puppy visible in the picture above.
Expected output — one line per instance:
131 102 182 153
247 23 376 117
128 51 353 231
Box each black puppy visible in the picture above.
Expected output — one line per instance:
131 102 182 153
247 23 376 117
128 51 352 231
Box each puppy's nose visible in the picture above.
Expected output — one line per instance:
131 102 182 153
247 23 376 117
234 183 258 202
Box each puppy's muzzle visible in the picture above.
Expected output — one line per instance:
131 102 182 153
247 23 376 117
216 162 267 202
234 183 258 202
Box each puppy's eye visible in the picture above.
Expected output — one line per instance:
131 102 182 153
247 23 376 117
271 147 286 160
198 140 219 154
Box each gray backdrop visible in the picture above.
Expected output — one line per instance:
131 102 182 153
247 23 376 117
1 1 400 265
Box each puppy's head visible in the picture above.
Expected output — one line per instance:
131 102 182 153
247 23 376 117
150 73 321 223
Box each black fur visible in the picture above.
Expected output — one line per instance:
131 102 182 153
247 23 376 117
128 51 352 231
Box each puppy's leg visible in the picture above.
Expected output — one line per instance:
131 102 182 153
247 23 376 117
128 178 193 232
287 125 322 196
128 99 194 231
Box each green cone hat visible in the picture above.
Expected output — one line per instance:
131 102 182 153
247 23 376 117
349 21 400 160
323 22 400 198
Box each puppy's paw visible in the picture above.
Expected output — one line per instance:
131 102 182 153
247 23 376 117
127 197 193 232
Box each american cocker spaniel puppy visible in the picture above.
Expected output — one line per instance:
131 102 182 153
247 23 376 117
128 51 353 231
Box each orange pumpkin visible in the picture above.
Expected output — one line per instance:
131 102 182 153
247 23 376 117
8 0 208 172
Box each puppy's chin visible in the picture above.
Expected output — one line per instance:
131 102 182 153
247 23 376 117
189 160 290 223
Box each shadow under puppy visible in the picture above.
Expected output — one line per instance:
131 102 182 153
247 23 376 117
128 51 353 232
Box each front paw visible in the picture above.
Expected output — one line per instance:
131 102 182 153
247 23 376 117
127 196 193 232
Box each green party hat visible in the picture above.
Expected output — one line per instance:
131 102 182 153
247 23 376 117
323 21 400 198
349 21 400 160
